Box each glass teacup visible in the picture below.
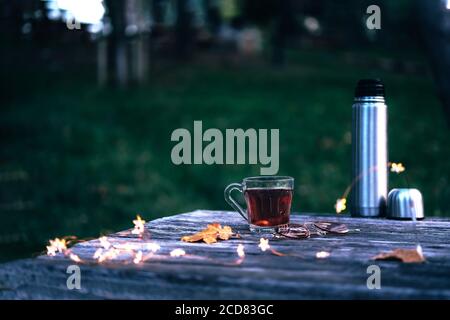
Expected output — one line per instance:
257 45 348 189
224 176 294 233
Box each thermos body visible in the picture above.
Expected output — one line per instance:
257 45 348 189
351 80 388 217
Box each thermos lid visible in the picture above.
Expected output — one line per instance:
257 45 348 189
387 188 424 220
355 79 385 98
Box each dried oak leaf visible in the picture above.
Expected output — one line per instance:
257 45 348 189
218 226 233 240
181 223 233 244
203 235 217 244
372 248 425 263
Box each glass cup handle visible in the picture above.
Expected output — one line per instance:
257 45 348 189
224 183 248 221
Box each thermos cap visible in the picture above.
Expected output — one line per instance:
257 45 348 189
387 188 424 220
355 79 385 98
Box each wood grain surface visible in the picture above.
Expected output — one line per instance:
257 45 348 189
1 210 449 299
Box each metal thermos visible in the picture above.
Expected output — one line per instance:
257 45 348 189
351 79 388 217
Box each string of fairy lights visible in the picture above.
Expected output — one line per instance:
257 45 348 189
45 162 408 266
45 218 330 266
334 162 406 214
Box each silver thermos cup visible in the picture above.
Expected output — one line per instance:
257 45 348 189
351 79 388 217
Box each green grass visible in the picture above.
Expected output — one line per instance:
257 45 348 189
1 48 449 262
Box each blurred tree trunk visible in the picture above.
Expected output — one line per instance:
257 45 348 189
175 0 194 60
103 0 151 87
417 0 450 125
132 32 150 84
97 38 108 87
271 0 296 66
128 0 151 84
205 0 222 36
105 0 128 87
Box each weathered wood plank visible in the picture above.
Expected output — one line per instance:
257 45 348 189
1 210 450 299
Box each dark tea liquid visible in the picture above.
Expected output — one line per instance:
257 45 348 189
244 188 292 227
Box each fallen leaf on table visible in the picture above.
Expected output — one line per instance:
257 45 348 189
218 226 233 240
372 247 425 263
314 222 349 234
277 223 310 239
181 223 234 244
182 233 204 242
203 235 217 244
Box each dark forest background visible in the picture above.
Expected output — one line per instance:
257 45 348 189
1 0 449 261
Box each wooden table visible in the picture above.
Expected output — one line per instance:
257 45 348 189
1 210 450 299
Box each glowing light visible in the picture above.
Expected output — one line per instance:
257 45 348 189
146 243 161 253
416 244 423 258
47 0 105 25
93 248 103 260
46 238 67 256
258 238 270 252
69 253 82 263
99 236 111 250
304 17 320 34
132 215 146 236
335 198 347 214
237 244 245 258
96 248 120 263
447 0 450 10
170 249 186 257
133 251 143 264
316 251 330 259
390 162 405 174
